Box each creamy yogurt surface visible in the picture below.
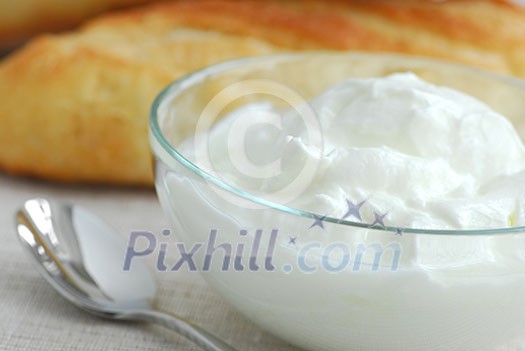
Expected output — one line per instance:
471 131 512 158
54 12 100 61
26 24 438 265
179 72 525 230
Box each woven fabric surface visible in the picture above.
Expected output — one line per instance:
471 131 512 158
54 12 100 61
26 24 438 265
0 174 300 350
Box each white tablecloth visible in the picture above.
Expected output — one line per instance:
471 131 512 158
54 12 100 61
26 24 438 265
0 173 300 350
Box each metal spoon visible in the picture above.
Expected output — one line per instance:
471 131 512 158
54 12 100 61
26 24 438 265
15 198 237 351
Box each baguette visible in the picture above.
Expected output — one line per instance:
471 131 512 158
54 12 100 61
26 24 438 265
0 0 524 186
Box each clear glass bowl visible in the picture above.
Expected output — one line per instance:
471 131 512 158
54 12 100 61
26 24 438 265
150 52 525 351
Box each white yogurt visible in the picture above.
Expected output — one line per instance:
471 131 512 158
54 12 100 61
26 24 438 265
179 72 525 230
154 72 525 351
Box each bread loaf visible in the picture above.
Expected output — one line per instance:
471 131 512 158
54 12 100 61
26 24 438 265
0 0 524 186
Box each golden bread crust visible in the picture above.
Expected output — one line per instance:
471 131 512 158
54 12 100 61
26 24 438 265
0 0 524 186
0 0 158 49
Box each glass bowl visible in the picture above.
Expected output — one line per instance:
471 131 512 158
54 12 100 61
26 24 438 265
150 52 525 351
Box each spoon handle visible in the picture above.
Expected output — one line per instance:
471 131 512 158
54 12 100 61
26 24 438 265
128 309 239 351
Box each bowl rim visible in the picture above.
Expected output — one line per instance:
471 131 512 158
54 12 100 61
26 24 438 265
150 51 525 236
